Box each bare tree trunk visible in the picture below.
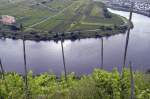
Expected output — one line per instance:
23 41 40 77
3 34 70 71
21 23 29 99
0 58 5 79
61 40 67 81
23 39 29 99
0 58 9 98
123 3 134 68
101 38 104 69
123 29 131 67
0 58 4 99
121 4 133 95
129 62 135 99
121 4 134 99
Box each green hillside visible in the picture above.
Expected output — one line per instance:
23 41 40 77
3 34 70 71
0 0 128 40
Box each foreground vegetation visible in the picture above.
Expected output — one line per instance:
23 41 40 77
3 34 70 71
0 0 128 40
0 68 150 99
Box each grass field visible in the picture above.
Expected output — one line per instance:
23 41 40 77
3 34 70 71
0 0 128 40
0 0 73 28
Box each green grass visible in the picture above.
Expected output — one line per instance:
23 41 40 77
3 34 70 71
0 0 128 40
0 0 125 31
31 0 86 31
0 0 73 28
90 5 103 17
67 1 125 32
46 0 72 10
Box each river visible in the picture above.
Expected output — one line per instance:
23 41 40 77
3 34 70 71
0 9 150 75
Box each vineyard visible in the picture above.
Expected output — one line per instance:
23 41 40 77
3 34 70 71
0 0 150 99
0 0 128 41
0 68 150 99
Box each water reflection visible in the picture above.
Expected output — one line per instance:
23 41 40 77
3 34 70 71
0 9 150 75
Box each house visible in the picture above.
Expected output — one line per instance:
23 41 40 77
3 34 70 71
0 15 16 25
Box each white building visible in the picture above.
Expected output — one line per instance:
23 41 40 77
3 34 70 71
0 15 16 25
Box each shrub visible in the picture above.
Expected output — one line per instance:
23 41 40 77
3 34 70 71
0 68 150 99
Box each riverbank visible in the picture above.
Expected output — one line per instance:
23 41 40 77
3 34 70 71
107 5 150 18
0 8 150 78
0 0 129 41
0 24 128 41
1 68 150 99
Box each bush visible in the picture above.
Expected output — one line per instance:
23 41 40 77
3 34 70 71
0 68 150 99
103 7 112 18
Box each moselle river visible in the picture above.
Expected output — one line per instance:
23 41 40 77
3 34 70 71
0 9 150 75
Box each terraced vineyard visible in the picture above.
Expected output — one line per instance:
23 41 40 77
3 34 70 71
0 0 72 29
0 0 128 40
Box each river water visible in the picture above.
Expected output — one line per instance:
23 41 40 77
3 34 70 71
0 9 150 75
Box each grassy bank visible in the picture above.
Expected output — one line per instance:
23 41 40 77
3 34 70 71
0 68 150 99
0 0 128 41
0 25 127 41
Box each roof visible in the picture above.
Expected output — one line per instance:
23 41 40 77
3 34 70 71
0 15 16 25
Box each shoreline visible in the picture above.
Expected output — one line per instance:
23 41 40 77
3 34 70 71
0 6 130 42
107 5 150 18
0 25 128 41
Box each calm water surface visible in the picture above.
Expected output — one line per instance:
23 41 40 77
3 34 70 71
0 9 150 75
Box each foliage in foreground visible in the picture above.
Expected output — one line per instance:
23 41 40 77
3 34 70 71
0 68 150 99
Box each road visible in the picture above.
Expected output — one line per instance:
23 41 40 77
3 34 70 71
25 2 75 30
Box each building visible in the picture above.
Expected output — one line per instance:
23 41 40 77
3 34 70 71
0 15 16 25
